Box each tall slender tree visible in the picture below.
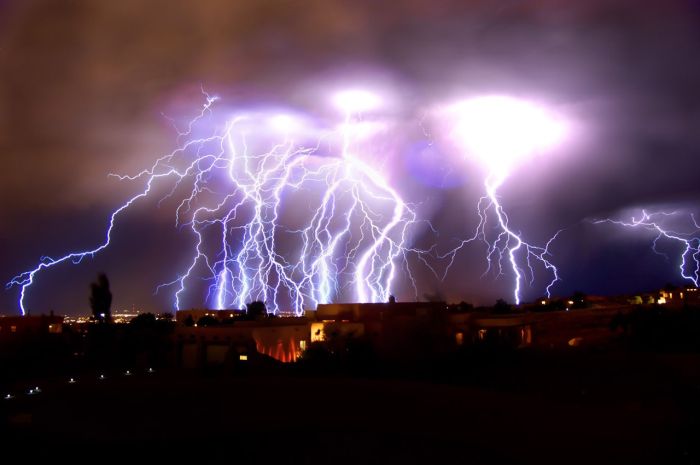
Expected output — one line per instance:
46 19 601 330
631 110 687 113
90 273 113 322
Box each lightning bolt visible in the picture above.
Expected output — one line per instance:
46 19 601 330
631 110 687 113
594 209 700 287
440 171 561 305
434 95 567 306
7 90 428 315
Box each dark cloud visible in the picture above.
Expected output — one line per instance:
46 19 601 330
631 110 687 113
2 0 700 314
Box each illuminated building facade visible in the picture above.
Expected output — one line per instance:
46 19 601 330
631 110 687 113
173 317 309 367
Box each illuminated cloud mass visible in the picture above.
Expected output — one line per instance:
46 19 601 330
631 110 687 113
2 0 700 314
446 96 566 183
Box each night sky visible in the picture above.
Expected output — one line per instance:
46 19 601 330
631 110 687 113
2 0 700 315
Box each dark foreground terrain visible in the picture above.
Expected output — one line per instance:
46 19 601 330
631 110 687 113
2 349 699 464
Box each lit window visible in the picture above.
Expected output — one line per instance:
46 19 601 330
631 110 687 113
299 340 307 350
455 332 464 346
48 324 61 334
478 329 487 340
10 325 17 333
540 300 546 305
311 322 325 342
680 292 684 299
239 355 248 361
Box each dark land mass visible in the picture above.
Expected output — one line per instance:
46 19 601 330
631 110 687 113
2 349 699 464
2 303 700 463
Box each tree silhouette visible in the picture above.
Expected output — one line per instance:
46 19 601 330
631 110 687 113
663 282 677 292
130 312 157 327
457 301 474 312
245 301 268 319
492 298 512 314
572 291 588 309
89 273 112 322
197 315 219 326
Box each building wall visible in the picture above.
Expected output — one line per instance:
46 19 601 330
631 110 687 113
0 315 64 341
173 320 311 367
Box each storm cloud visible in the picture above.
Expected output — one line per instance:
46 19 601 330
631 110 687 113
2 0 700 314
